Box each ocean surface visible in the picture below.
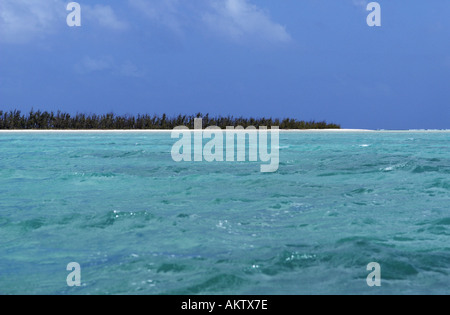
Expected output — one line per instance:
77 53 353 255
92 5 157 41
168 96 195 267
0 131 449 295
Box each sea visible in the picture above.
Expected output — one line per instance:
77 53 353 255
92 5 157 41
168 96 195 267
0 131 448 295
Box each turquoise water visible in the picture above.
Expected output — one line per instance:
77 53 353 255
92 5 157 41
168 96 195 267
0 131 449 295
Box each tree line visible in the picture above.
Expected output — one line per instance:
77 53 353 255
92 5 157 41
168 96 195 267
0 110 340 130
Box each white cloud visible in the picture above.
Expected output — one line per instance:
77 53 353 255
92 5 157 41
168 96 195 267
1 0 290 44
0 0 128 44
0 0 65 43
84 4 128 31
75 56 143 77
128 0 184 34
203 0 291 43
129 0 291 44
75 56 114 74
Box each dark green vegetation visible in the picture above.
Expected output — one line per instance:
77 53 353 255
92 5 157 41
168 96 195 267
0 110 340 130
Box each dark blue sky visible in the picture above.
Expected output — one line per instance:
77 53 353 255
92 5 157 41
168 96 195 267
0 0 449 129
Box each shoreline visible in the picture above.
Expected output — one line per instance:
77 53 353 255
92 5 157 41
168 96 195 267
0 129 448 133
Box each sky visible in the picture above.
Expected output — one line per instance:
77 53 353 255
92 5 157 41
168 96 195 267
0 0 449 129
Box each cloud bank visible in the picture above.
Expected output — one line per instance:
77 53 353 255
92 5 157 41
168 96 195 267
0 0 127 43
0 0 290 44
203 0 291 43
129 0 291 44
0 0 64 43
